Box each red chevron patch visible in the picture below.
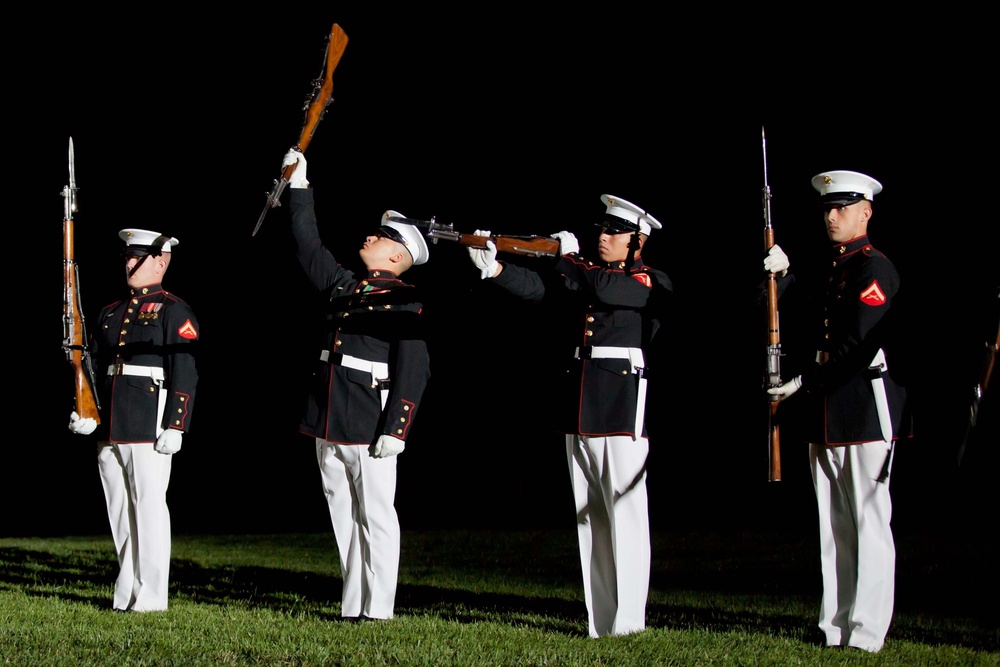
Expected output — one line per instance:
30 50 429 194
178 319 199 339
860 280 886 306
632 273 652 288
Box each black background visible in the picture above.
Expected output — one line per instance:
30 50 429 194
7 8 997 538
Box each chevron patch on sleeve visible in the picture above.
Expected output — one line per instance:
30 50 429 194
632 273 652 288
860 280 886 306
178 319 199 339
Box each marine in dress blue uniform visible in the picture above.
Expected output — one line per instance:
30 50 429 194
283 149 430 621
468 194 673 638
767 170 913 653
69 228 200 612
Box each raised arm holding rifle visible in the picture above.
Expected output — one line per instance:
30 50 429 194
465 192 673 639
281 148 431 622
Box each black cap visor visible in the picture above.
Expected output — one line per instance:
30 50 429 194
595 214 640 235
376 226 407 245
820 192 868 207
121 246 161 259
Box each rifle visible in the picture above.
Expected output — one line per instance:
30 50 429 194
386 214 560 257
62 137 101 424
958 287 999 465
253 23 349 236
761 127 782 482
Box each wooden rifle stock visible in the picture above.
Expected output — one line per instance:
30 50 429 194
764 227 781 482
454 233 560 257
253 23 349 236
762 127 781 482
62 137 101 423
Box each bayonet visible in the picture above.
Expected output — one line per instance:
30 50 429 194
63 137 78 222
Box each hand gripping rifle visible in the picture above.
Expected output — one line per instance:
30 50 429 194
386 215 561 257
762 127 782 482
62 137 101 423
253 23 349 236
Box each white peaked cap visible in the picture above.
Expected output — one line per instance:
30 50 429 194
119 228 179 252
601 194 662 235
811 170 883 205
380 210 430 265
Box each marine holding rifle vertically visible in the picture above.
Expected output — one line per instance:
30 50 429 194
466 195 673 638
281 148 431 621
68 227 200 612
765 170 913 653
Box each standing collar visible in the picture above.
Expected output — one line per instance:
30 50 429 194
129 284 163 297
830 236 871 259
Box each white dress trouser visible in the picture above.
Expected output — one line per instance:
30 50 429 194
316 439 400 619
97 441 173 612
566 434 651 638
810 440 895 652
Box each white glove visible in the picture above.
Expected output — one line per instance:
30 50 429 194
68 411 97 435
764 244 789 277
767 375 802 402
550 230 579 256
467 229 499 279
282 149 309 189
154 429 183 455
369 434 405 459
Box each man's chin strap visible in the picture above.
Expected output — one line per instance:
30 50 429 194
624 230 641 275
127 236 170 279
128 254 150 279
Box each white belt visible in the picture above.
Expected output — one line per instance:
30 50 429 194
320 350 391 408
107 363 167 437
107 363 165 381
574 346 648 441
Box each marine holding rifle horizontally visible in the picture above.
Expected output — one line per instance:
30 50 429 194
467 194 674 638
280 148 431 622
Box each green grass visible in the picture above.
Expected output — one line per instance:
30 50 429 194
1 529 995 666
